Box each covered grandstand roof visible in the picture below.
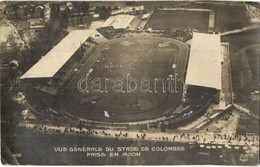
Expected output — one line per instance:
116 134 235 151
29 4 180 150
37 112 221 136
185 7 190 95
185 32 222 90
101 15 135 29
20 29 94 79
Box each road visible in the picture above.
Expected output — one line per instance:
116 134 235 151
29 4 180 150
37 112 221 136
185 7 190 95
19 122 259 150
220 23 260 36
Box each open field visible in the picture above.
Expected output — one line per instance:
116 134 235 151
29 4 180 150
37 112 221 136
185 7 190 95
246 46 259 90
138 2 252 32
173 2 252 32
146 9 209 32
222 29 260 118
59 36 189 122
223 30 260 88
244 46 259 117
183 2 253 32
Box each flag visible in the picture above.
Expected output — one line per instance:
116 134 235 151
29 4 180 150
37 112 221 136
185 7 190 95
104 110 110 118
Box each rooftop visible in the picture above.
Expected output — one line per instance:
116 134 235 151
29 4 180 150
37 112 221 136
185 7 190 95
20 29 94 79
101 15 135 29
185 32 223 90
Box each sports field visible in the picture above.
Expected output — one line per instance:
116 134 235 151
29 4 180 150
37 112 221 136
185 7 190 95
146 9 209 32
59 36 189 122
182 2 253 32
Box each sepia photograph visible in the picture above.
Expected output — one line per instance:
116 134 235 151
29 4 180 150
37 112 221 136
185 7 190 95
0 0 259 165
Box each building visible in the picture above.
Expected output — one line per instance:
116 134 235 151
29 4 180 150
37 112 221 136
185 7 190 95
28 18 45 29
20 29 95 95
101 15 135 29
111 9 124 16
142 13 150 20
184 32 223 103
21 30 94 79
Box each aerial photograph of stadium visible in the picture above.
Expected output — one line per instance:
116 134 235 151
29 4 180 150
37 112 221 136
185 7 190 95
0 0 259 165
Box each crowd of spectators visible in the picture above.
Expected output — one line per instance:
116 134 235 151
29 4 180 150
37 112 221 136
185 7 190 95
21 122 259 149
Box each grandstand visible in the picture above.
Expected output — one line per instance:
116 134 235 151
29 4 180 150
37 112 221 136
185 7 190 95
20 29 97 95
184 32 223 103
101 15 135 29
20 30 95 79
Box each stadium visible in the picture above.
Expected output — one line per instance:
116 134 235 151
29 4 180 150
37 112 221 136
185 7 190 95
59 35 189 122
20 13 226 126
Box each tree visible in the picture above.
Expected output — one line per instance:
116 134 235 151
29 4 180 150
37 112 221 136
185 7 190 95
107 6 112 13
81 2 90 14
99 6 110 19
113 6 119 10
